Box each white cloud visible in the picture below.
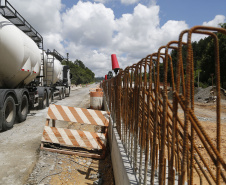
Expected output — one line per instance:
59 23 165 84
192 15 226 42
160 20 188 44
203 15 225 27
112 4 188 67
8 0 64 52
121 0 140 5
61 1 117 73
43 33 65 54
9 0 62 34
5 0 224 77
62 1 115 47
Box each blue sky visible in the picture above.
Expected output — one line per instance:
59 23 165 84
157 0 226 27
9 0 226 77
61 0 226 27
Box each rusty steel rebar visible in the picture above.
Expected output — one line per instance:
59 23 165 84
102 26 226 185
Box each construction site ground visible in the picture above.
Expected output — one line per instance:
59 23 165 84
191 100 226 184
176 87 226 184
0 84 114 185
0 85 226 185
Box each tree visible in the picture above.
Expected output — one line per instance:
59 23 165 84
74 60 85 69
170 24 226 89
199 24 226 88
62 59 95 85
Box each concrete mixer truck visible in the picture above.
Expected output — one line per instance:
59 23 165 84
43 49 71 103
0 1 71 131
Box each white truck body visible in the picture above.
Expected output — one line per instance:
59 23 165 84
0 15 41 88
0 15 71 131
43 52 63 85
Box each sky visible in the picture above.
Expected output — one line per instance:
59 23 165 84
7 0 226 77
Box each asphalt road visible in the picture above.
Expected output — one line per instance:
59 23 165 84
0 84 97 185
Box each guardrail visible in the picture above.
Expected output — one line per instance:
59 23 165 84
102 26 226 185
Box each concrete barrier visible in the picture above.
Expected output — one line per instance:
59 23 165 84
103 95 138 185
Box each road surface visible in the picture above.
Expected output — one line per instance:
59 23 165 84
0 84 95 185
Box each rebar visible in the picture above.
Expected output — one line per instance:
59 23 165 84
102 26 226 185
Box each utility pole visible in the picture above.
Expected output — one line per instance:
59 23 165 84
67 53 69 62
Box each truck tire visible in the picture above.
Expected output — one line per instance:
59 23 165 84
39 91 47 109
62 88 65 99
68 87 70 97
17 95 28 123
47 92 52 107
65 87 70 97
59 90 62 100
0 96 16 131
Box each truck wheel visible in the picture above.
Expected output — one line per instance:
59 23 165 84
47 92 52 107
39 91 47 109
65 87 70 97
62 88 65 99
1 96 16 131
68 87 70 97
17 95 28 123
59 90 62 100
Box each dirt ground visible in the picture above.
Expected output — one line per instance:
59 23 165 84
0 85 113 185
176 98 226 184
193 100 226 184
26 121 115 185
25 84 115 185
26 145 114 185
2 84 225 185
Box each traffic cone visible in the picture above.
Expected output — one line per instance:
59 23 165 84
111 54 120 74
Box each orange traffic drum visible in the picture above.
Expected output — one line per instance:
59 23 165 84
90 91 103 110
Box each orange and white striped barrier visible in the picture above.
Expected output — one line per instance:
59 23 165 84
47 104 109 126
42 126 107 150
41 104 110 159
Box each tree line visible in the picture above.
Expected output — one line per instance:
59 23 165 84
62 59 95 85
168 23 226 89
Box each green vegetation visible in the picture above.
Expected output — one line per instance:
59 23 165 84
170 23 226 89
95 77 104 82
62 59 95 85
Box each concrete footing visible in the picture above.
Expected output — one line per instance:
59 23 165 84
103 96 138 185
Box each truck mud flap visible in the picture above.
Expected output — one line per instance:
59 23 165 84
40 104 110 159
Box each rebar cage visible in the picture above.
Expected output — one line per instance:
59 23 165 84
102 26 226 185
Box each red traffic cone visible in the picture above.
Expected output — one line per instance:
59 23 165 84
111 54 120 74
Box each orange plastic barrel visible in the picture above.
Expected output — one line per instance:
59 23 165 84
90 91 103 110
